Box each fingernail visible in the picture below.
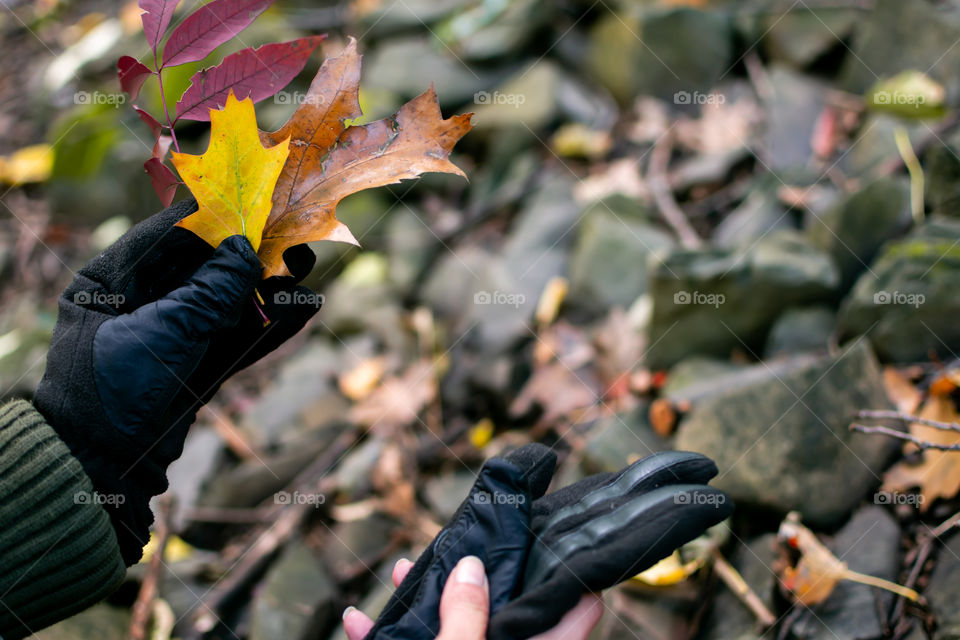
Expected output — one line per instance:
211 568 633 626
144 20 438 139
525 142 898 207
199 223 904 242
342 606 357 621
455 555 486 586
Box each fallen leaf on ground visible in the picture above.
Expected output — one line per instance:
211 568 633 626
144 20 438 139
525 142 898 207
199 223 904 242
883 394 960 510
510 361 599 425
173 92 290 251
349 360 437 434
339 357 388 401
778 512 918 605
882 366 923 414
257 37 473 277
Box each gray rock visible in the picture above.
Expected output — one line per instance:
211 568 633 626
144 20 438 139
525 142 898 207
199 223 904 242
924 129 960 218
674 340 896 525
356 0 472 37
165 427 223 530
386 205 434 291
790 506 901 640
765 65 829 172
328 552 410 640
250 540 336 640
587 8 733 105
582 403 667 474
322 514 397 581
472 60 617 132
661 357 748 399
841 114 923 179
665 353 820 405
471 61 559 131
806 177 912 291
569 204 674 311
839 0 960 105
759 7 857 68
424 470 476 521
364 36 511 108
197 437 329 510
646 230 839 369
764 306 835 358
434 0 542 61
241 342 344 443
701 534 779 640
423 174 578 352
922 531 960 640
32 603 130 640
713 191 791 250
837 217 960 362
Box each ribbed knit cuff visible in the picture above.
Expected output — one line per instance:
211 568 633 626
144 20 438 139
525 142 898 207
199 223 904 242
0 400 126 639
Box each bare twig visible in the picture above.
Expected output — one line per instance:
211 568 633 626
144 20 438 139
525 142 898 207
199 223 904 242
187 429 359 639
648 132 703 249
129 495 174 640
850 423 960 451
890 510 960 638
856 410 960 432
711 548 777 628
201 407 261 460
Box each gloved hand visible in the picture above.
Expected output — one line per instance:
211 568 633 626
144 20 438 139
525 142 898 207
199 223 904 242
34 199 321 564
364 444 732 640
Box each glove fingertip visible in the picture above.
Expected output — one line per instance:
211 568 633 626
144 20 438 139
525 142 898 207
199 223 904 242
281 244 317 282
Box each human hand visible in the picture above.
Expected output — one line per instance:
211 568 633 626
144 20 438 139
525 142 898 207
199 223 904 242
343 557 603 640
34 198 321 563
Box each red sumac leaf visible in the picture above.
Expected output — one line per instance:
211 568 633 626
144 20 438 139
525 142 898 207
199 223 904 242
135 106 163 140
118 56 152 99
175 35 325 122
162 0 273 68
139 0 181 53
144 158 179 206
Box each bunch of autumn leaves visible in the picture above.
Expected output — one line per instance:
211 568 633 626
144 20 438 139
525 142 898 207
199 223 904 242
119 0 471 278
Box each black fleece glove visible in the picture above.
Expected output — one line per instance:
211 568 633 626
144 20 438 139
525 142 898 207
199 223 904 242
365 445 732 640
34 199 321 564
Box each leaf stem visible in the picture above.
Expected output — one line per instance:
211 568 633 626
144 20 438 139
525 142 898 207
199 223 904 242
156 68 180 153
840 568 920 601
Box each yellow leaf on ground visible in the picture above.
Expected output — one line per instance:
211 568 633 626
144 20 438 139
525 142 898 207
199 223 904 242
173 92 290 252
0 144 54 185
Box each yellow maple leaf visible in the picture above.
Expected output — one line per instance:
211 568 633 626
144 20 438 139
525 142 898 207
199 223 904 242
173 91 290 252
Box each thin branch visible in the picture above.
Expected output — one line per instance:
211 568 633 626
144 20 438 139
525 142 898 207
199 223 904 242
856 410 960 433
711 548 776 628
851 423 960 451
648 132 703 249
129 495 173 640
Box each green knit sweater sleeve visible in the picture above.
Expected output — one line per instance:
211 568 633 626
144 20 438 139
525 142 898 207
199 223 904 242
0 399 126 639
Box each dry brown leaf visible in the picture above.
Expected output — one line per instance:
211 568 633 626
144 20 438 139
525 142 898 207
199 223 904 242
883 395 960 509
778 513 847 605
882 366 923 414
258 37 472 277
510 362 599 425
339 356 388 401
348 360 437 434
649 398 677 437
778 512 918 605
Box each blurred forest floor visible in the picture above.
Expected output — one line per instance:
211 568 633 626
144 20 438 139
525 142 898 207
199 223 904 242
3 0 960 639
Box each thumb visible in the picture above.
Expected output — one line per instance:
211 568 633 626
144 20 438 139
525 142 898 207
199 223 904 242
161 235 261 338
436 556 490 640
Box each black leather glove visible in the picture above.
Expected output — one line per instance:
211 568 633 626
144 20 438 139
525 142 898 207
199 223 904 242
34 199 321 564
365 445 732 640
